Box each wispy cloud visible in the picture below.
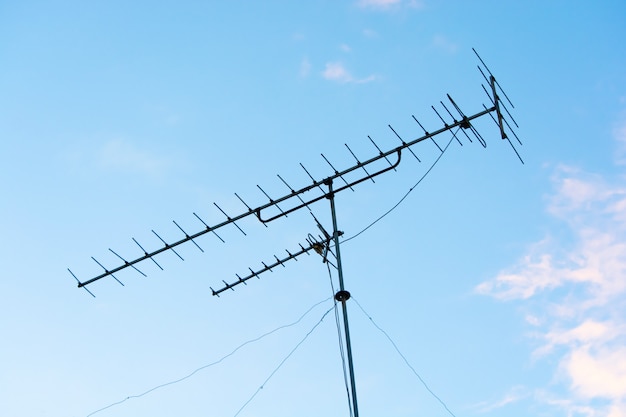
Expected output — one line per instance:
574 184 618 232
98 138 172 177
614 113 626 165
339 43 352 53
356 0 425 10
471 386 530 413
321 62 376 84
476 148 626 415
357 0 402 8
477 164 626 303
362 28 379 38
432 34 458 54
299 57 311 78
322 62 351 83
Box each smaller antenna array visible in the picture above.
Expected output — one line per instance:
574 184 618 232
69 49 521 296
211 226 336 297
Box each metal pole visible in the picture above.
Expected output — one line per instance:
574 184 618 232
326 179 359 417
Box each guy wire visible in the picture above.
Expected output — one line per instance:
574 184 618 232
84 296 332 417
352 297 457 417
227 127 457 416
233 305 335 417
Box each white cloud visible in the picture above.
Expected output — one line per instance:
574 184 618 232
565 346 626 400
477 165 626 304
547 166 626 221
321 62 376 84
322 62 352 83
477 146 626 415
540 395 606 417
474 243 559 300
550 320 617 347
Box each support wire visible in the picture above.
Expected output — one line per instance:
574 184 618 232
233 305 335 417
84 297 332 417
342 131 458 244
352 297 457 417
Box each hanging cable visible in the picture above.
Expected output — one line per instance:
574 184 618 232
342 131 458 245
84 297 332 417
233 305 335 416
352 297 457 417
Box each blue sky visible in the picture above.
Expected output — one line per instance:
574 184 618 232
1 1 625 416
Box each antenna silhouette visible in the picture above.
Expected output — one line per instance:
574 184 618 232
69 51 521 417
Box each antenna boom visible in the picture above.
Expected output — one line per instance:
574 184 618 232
71 56 519 291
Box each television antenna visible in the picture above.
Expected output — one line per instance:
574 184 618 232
69 49 521 417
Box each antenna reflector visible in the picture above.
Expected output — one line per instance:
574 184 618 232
214 203 247 236
234 192 253 212
299 163 326 194
345 143 374 183
411 116 443 153
152 230 184 261
367 135 397 170
257 184 287 218
278 174 312 213
430 107 462 146
91 257 124 286
173 220 204 253
109 248 147 277
274 255 286 267
132 237 164 270
193 212 226 242
389 125 421 161
439 101 458 124
321 153 354 191
473 47 515 108
68 268 96 297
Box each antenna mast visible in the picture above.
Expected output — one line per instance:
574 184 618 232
70 50 520 416
326 178 360 416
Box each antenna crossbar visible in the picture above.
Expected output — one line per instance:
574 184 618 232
211 235 333 296
72 59 518 291
255 105 495 223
